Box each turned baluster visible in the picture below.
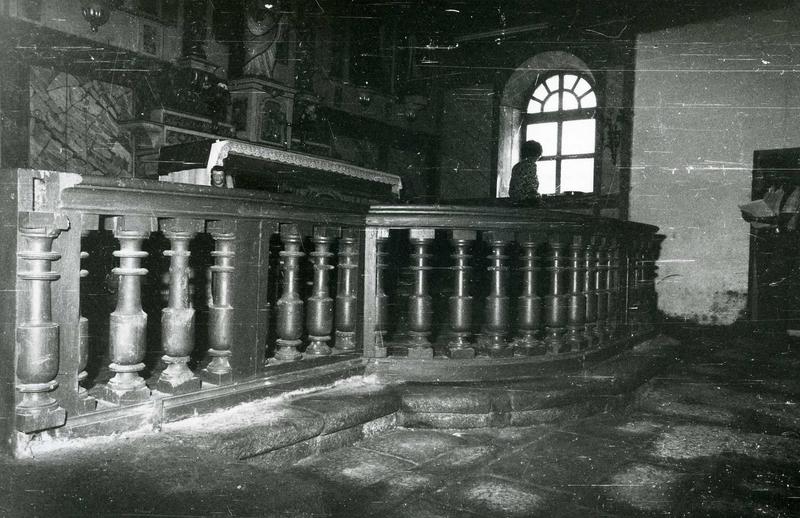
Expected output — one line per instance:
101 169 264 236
631 240 645 337
623 241 637 337
77 219 98 412
447 230 476 359
583 238 598 350
514 234 545 355
406 228 435 359
99 216 156 404
565 235 586 351
334 228 359 352
306 226 338 357
595 239 609 345
545 235 568 353
274 224 305 361
642 238 658 333
606 240 619 338
156 218 203 394
483 231 513 358
202 220 236 383
15 212 68 432
374 229 390 347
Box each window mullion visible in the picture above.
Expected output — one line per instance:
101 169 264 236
555 74 563 194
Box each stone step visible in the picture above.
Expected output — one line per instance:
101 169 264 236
397 335 680 429
162 378 401 467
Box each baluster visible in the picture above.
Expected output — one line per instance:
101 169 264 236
483 231 513 358
642 238 658 333
98 216 156 404
447 230 476 359
545 235 568 353
334 228 359 352
624 241 637 337
156 218 203 394
306 226 338 357
406 229 435 359
78 218 99 412
565 235 586 351
15 212 68 432
513 233 545 355
595 238 609 345
274 223 305 362
202 220 236 383
631 240 645 337
583 237 598 349
606 239 619 339
374 229 390 349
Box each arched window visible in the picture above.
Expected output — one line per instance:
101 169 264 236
523 73 596 194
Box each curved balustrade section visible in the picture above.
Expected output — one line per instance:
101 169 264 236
0 170 661 453
361 205 662 380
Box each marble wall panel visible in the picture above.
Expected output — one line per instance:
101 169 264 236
29 65 133 176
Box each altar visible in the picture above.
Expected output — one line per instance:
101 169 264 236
156 138 403 204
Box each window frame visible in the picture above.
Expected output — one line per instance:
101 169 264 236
523 72 598 195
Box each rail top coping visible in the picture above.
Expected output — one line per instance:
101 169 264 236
7 169 659 237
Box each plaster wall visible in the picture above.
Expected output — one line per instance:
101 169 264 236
438 86 496 200
630 4 800 323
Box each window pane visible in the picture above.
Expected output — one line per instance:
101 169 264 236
562 91 579 111
561 158 594 193
580 91 596 109
561 119 595 155
527 98 542 113
545 75 560 92
525 122 558 156
563 74 579 91
542 94 559 112
537 159 556 194
532 83 548 100
574 77 591 97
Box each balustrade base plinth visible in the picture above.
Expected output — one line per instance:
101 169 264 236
199 368 233 386
274 339 303 362
15 391 67 433
407 347 434 360
96 379 151 405
584 323 598 349
155 376 203 395
155 356 202 395
305 337 332 357
545 328 567 354
448 348 475 360
565 325 587 352
513 335 546 356
16 406 67 434
333 331 357 352
488 347 514 359
405 332 433 359
78 387 98 413
96 385 151 405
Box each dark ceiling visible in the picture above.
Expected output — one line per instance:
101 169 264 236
320 0 792 41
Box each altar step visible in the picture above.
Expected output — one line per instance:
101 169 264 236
147 335 681 468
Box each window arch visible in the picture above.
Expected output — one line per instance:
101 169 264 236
524 73 596 194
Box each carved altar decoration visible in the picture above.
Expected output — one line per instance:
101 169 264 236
229 78 296 147
243 1 288 79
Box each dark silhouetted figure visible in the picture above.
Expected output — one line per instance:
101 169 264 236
509 140 543 202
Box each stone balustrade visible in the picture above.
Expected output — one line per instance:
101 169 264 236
0 169 661 454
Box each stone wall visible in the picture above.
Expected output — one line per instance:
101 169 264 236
629 4 800 323
29 65 133 177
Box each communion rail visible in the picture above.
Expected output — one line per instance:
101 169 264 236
0 169 661 454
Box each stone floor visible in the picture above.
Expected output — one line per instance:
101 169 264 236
3 327 800 517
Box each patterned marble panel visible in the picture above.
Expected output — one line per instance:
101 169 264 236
29 65 133 176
